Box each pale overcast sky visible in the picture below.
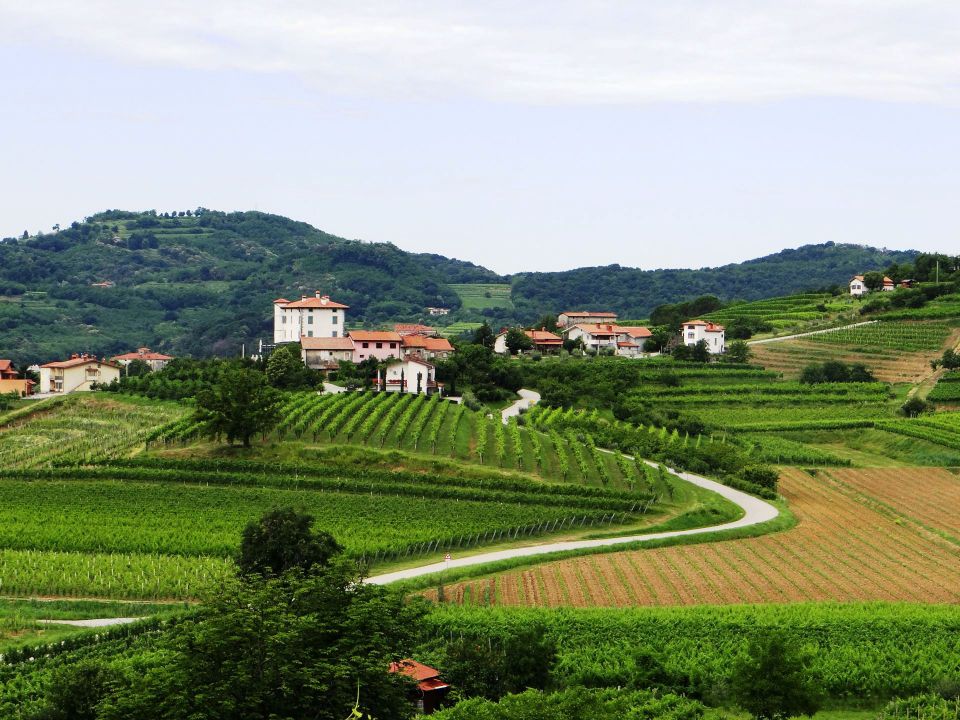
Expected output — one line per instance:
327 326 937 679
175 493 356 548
1 1 958 274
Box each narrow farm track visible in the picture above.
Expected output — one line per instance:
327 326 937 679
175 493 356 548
435 468 960 607
747 320 878 345
365 463 779 585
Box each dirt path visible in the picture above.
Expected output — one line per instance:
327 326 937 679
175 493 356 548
501 389 541 422
747 320 878 346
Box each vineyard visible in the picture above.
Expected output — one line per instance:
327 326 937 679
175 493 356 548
750 321 957 383
0 395 185 468
429 466 960 607
927 371 960 404
703 293 851 332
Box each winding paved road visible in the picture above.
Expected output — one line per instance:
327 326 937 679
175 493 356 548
500 389 541 422
366 461 779 585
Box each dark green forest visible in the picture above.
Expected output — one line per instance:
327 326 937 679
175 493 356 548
0 208 920 365
511 243 918 318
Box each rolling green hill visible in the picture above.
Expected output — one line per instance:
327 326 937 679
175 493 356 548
0 208 928 366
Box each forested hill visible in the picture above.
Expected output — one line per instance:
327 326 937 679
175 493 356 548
0 207 920 365
511 243 918 319
0 209 502 364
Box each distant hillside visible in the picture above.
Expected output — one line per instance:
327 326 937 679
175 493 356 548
0 209 921 366
0 209 504 365
511 243 919 318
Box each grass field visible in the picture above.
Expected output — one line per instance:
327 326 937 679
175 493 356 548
449 283 513 310
430 467 960 606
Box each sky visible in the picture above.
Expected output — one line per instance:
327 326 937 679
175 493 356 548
1 1 958 275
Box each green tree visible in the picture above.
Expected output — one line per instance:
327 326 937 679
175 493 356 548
671 344 692 361
472 322 495 349
725 340 751 364
799 364 826 385
690 340 710 363
504 327 534 355
901 397 933 417
238 507 343 577
125 358 152 377
534 315 559 333
265 344 305 389
95 561 424 720
730 634 820 720
862 271 886 291
194 366 282 447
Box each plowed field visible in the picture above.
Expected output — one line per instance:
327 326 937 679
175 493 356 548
430 468 960 607
750 340 946 383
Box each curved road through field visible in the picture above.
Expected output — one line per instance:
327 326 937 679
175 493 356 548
747 320 877 345
368 389 779 585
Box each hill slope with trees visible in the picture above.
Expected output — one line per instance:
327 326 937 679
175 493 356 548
0 208 922 365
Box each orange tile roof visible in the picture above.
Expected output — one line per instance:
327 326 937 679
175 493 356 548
0 359 12 373
349 330 402 342
300 337 355 351
526 329 562 343
561 311 617 317
572 323 621 335
41 356 120 370
389 659 441 682
388 356 435 369
422 337 453 351
618 326 652 339
282 295 349 309
685 319 724 332
111 348 174 362
394 323 437 336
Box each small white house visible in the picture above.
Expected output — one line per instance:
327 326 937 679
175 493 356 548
682 320 725 354
850 274 895 296
110 347 175 372
562 323 622 353
381 357 439 395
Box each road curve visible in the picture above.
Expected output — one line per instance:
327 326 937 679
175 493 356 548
366 462 779 585
501 389 541 422
747 320 877 346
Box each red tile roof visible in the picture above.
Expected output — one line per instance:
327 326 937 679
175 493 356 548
111 348 174 362
572 323 621 336
273 298 291 304
388 356 435 369
403 336 453 351
394 323 437 336
300 337 355 351
349 330 402 343
0 359 12 373
561 311 618 318
41 356 120 370
685 319 725 332
281 294 349 309
526 329 562 343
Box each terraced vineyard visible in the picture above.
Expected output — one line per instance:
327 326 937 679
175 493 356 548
430 467 960 606
449 283 513 310
703 293 851 332
927 371 960 405
751 321 958 383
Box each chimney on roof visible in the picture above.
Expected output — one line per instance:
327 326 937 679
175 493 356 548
315 291 321 299
71 353 78 359
301 295 307 301
321 295 329 305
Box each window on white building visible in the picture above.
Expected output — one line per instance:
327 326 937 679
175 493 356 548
332 315 338 324
307 316 313 325
332 331 337 337
376 342 382 349
308 331 313 337
281 316 286 324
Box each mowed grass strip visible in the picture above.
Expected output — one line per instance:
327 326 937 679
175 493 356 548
430 467 960 607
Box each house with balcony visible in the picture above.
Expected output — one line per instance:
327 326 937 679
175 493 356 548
401 334 455 360
39 354 121 394
381 356 439 395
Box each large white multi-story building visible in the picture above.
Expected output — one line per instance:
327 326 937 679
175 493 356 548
273 292 349 344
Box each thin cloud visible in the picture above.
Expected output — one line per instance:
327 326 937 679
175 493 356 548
2 1 959 103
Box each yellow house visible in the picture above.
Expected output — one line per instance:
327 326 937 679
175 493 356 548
0 359 33 397
39 354 121 394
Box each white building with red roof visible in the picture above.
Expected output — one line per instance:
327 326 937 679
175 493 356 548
682 320 725 354
110 347 175 371
381 356 439 395
39 354 121 394
400 334 455 361
300 336 356 370
273 291 348 344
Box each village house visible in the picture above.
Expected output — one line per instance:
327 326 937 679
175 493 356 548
39 354 120 394
401 334 455 361
350 330 404 363
300 336 355 370
0 360 33 397
682 320 726 354
273 292 348 344
426 307 450 316
380 356 439 395
557 310 618 329
562 323 623 353
850 275 896 297
389 659 450 714
110 347 174 371
615 326 654 358
493 328 563 355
